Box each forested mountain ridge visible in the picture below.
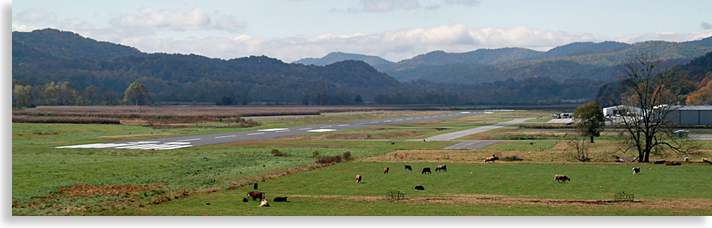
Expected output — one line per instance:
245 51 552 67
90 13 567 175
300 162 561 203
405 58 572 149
12 29 403 105
12 28 143 61
12 28 709 107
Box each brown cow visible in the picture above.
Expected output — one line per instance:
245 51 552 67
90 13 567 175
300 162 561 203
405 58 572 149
384 167 389 174
422 167 432 174
554 175 570 183
356 174 362 183
666 161 682 166
405 165 412 171
247 191 265 201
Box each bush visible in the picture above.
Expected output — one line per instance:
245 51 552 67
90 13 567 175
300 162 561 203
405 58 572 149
342 151 352 161
316 155 342 164
312 150 320 158
315 151 353 164
271 149 285 157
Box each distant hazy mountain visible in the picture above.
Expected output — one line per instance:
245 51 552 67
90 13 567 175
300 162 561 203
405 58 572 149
540 41 630 58
293 52 394 66
379 40 712 84
683 36 712 47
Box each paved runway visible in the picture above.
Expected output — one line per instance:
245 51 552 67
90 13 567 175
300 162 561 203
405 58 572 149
425 118 532 141
57 110 510 150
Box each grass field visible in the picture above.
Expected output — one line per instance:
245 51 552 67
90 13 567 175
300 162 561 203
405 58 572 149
11 109 712 216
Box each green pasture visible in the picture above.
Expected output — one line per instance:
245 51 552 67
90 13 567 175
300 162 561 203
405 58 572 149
12 109 712 216
99 161 712 216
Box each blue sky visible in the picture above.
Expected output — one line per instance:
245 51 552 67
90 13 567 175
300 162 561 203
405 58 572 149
11 0 712 62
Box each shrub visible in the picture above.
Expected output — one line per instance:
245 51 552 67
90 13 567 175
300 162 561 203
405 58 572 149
316 155 342 164
342 151 352 161
315 151 353 163
312 150 320 157
271 149 285 157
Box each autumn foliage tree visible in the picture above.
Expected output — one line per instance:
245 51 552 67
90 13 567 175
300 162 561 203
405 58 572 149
685 73 712 105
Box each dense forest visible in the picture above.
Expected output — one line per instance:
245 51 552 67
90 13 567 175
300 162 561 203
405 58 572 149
11 28 712 108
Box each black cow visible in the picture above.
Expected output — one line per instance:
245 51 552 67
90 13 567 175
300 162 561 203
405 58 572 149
415 185 425 190
435 165 447 172
405 165 412 171
273 197 288 202
654 160 667 164
422 167 432 174
633 167 640 175
254 183 258 190
247 191 265 201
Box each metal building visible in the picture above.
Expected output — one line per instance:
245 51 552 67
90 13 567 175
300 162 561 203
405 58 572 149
666 105 712 125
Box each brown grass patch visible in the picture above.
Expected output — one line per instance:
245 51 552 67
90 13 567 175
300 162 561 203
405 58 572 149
288 194 712 210
358 150 493 163
56 184 158 197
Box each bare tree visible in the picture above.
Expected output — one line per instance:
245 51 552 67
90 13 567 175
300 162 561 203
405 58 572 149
611 52 688 162
567 135 590 162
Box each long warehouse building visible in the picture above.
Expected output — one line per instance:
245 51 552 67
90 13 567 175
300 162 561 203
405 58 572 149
667 105 712 125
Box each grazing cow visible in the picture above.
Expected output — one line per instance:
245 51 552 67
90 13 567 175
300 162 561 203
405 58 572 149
633 167 640 175
435 165 447 172
684 157 690 162
384 167 389 174
654 160 667 164
259 199 270 207
247 191 265 201
484 157 498 163
254 183 258 190
405 165 412 171
356 174 362 183
415 185 425 190
702 158 709 163
242 198 249 202
422 167 432 174
554 175 571 183
273 197 288 202
666 162 682 166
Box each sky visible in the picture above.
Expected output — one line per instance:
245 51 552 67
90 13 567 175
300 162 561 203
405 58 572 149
10 0 712 62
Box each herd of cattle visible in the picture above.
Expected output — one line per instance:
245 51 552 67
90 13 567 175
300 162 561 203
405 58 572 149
240 156 709 207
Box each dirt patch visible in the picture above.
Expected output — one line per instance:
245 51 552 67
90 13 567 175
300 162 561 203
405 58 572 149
288 194 712 209
359 150 493 163
56 184 158 197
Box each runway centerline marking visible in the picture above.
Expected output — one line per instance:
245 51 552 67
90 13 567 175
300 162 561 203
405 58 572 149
215 135 235 139
308 129 336 132
178 138 201 142
247 132 265 135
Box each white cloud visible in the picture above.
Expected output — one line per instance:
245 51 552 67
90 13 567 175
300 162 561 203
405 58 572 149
110 8 247 32
616 30 712 44
15 8 57 23
118 24 606 62
444 0 480 7
11 23 42 32
350 0 421 13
